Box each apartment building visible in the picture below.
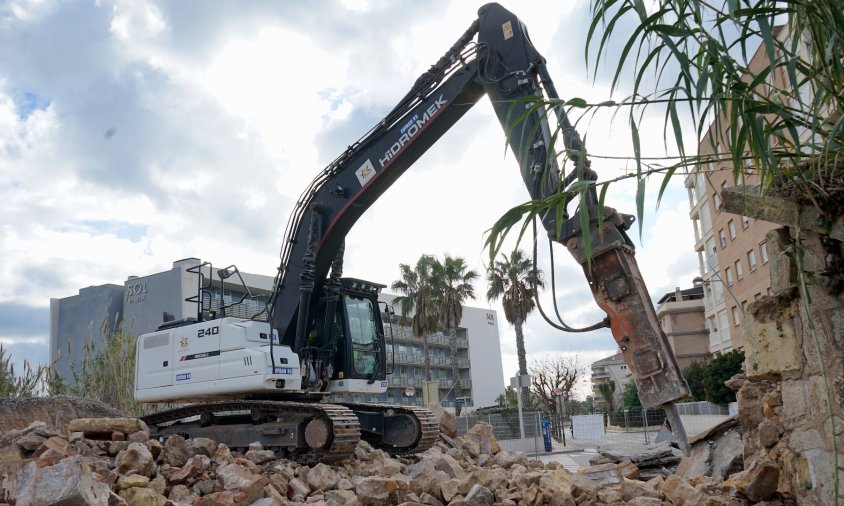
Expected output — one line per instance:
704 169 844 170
655 286 711 369
379 294 504 409
590 352 631 411
50 257 504 408
684 36 782 354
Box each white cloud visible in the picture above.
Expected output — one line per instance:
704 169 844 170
0 1 702 392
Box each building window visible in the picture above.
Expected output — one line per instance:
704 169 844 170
732 306 742 326
760 241 769 263
748 250 757 271
742 215 750 228
713 192 721 211
728 220 736 239
719 229 727 248
695 171 707 200
725 267 734 286
735 260 744 280
706 238 718 269
700 201 712 234
717 310 729 343
713 278 725 303
754 292 762 300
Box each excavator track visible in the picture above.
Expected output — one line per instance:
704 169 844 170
339 403 439 456
142 400 360 463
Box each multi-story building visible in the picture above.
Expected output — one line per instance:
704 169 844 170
50 257 504 408
590 352 631 411
684 37 780 354
379 293 503 409
654 286 711 370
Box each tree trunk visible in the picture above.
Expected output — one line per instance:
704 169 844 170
514 317 529 406
448 315 461 416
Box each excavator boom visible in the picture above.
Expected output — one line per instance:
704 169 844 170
136 2 692 461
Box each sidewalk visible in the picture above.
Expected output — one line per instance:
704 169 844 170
532 440 598 472
524 437 591 457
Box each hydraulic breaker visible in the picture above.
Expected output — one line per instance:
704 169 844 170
563 206 692 455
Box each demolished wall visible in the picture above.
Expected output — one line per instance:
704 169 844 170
723 187 844 505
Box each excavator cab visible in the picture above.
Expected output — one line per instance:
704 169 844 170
311 278 391 394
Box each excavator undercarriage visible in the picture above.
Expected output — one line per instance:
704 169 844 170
141 400 438 463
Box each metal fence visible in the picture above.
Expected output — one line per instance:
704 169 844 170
455 411 547 455
454 401 732 456
568 402 732 446
455 411 542 439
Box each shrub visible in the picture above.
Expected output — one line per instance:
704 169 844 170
621 381 642 408
703 350 745 405
683 361 708 402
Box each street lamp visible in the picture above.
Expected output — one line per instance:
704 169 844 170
693 274 744 315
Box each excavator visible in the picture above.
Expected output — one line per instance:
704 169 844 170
134 2 692 462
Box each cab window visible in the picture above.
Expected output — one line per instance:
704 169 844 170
344 295 379 375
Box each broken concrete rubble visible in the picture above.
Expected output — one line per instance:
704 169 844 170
675 417 743 481
591 440 683 481
0 416 787 505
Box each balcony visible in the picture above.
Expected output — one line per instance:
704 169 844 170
591 370 609 379
429 356 470 368
393 353 425 365
437 378 472 390
386 330 469 350
387 377 423 388
392 354 470 369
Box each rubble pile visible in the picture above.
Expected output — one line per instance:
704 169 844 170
0 418 774 505
588 442 683 481
0 396 122 434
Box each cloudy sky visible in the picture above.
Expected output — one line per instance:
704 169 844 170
0 0 700 398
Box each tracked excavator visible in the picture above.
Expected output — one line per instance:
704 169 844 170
134 3 693 462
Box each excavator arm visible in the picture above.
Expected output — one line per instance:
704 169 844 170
269 2 691 452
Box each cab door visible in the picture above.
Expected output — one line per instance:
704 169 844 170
340 293 385 381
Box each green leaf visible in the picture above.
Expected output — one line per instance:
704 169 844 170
630 115 645 239
650 24 691 38
597 182 610 232
656 166 678 208
669 102 685 159
555 199 565 240
612 21 648 93
567 180 594 193
579 199 592 267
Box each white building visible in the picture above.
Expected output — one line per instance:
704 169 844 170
50 257 505 408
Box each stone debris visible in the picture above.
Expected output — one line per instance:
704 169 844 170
675 418 743 481
0 416 786 505
590 441 683 480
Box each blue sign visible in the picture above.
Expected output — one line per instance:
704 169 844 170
274 367 293 375
541 418 552 452
176 373 191 381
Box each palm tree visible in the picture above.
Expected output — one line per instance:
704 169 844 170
597 381 616 413
391 255 437 382
430 255 478 416
485 249 544 405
